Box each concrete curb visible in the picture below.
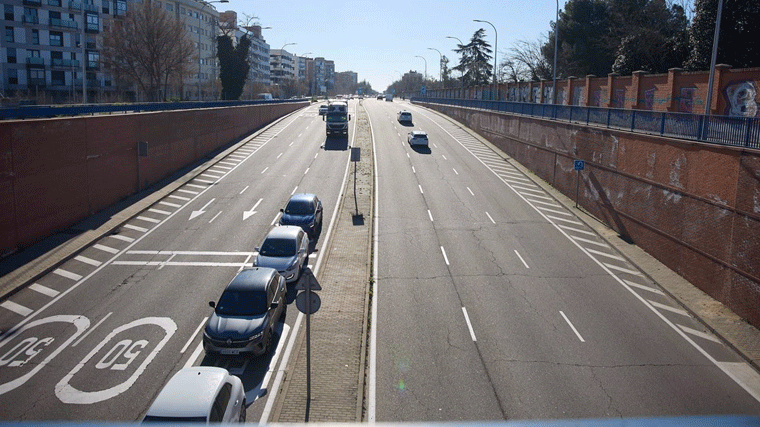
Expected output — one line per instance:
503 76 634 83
0 109 304 301
416 103 760 371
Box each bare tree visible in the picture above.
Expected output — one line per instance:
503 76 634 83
101 1 195 101
507 38 552 82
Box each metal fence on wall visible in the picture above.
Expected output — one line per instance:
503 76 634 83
413 98 760 149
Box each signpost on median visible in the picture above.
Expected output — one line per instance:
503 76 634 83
295 271 321 421
574 160 585 208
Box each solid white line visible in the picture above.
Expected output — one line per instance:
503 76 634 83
462 307 477 341
126 250 257 256
486 212 496 224
112 261 251 267
571 235 610 247
428 210 433 222
271 212 282 226
177 189 199 195
54 268 82 281
136 215 161 224
109 234 134 243
368 107 379 424
560 311 585 342
75 255 102 267
240 185 249 194
678 324 721 343
159 201 181 208
181 317 209 353
603 262 643 276
93 244 119 254
467 187 474 196
556 224 596 236
30 283 59 297
168 194 191 201
546 214 583 225
585 247 625 262
148 208 171 216
514 250 529 268
1 301 32 317
184 342 205 369
623 279 664 295
649 300 690 317
209 211 222 223
123 224 148 233
72 312 112 347
440 246 449 265
194 178 215 184
418 185 423 194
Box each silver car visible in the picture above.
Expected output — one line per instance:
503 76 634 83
254 225 310 283
142 367 246 423
407 130 429 147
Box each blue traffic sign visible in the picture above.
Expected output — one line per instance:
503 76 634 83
574 160 585 171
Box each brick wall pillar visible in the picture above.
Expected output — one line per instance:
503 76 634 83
606 73 619 108
584 75 595 106
539 79 546 103
711 64 731 115
666 67 683 112
567 76 575 105
630 70 646 110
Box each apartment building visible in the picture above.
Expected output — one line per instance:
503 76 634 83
269 48 294 85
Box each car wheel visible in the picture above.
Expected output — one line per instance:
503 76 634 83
239 400 247 422
280 303 287 321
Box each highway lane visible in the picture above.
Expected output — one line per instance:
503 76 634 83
368 98 760 421
0 101 356 421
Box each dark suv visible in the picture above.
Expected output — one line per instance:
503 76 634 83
203 267 286 357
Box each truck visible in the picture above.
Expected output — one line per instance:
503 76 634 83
385 93 394 102
323 101 351 137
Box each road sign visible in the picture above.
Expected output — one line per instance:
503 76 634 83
421 86 427 95
350 147 361 162
574 160 585 171
296 291 321 314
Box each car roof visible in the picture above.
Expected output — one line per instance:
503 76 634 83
288 193 317 203
399 110 410 113
226 267 275 292
265 225 303 240
145 367 231 419
411 130 427 136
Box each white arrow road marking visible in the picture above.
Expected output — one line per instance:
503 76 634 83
243 198 263 221
189 198 215 220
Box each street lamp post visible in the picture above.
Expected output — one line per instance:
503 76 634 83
427 47 442 89
552 0 559 105
198 0 227 101
474 19 497 100
297 52 311 96
279 42 296 98
446 35 464 89
415 55 427 96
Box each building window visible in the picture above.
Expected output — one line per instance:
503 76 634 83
51 70 65 85
50 31 63 46
86 13 98 31
6 27 15 43
87 50 98 68
31 29 39 44
4 5 14 21
48 0 62 6
7 47 17 63
8 69 18 85
166 4 172 12
29 69 45 85
28 49 41 58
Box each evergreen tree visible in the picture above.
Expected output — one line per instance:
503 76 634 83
453 29 493 86
217 34 251 100
686 0 760 70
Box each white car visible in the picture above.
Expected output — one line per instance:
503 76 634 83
407 130 429 147
318 104 328 115
142 367 246 423
397 110 412 123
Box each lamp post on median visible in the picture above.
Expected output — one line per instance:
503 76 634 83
552 0 559 105
427 47 442 89
198 0 228 101
474 19 497 100
414 55 427 86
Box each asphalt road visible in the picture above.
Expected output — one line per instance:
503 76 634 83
0 102 356 421
366 98 760 421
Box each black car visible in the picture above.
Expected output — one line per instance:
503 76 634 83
203 267 286 357
279 193 323 238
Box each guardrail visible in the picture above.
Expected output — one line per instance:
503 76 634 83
413 97 760 149
0 98 309 120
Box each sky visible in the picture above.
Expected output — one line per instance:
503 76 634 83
214 0 567 92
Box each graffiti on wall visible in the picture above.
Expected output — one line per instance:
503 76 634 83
679 87 695 113
614 89 625 108
724 80 758 117
543 86 553 104
644 88 656 110
573 87 583 106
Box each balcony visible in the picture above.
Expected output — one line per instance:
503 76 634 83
23 15 39 24
28 78 46 86
23 0 42 6
85 23 99 33
68 0 81 10
84 3 97 13
50 18 77 29
86 61 99 70
51 58 79 68
26 57 45 67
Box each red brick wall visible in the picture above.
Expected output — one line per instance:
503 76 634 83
0 102 305 256
418 101 760 328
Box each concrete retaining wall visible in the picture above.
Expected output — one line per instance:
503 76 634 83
417 101 760 329
0 102 306 256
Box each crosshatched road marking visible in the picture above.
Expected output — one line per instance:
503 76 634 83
1 301 32 316
177 189 199 195
123 224 148 233
556 224 596 236
136 216 161 224
623 279 664 295
604 262 644 276
585 247 625 262
93 244 119 254
649 300 690 317
148 208 171 216
168 195 190 201
109 234 134 243
159 201 182 208
570 236 609 248
678 324 722 343
30 283 60 297
54 268 82 281
75 255 102 267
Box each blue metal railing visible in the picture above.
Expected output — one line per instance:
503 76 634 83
0 99 308 121
412 97 760 149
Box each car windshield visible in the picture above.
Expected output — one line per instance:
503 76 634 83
215 289 268 316
285 200 314 215
259 237 297 257
327 114 347 122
